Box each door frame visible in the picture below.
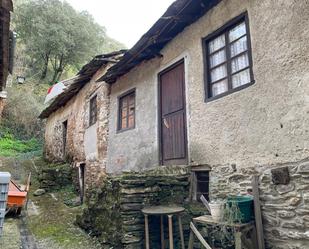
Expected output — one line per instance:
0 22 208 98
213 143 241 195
158 58 188 166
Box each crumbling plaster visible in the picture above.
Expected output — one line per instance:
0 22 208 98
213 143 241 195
44 65 111 187
107 0 309 172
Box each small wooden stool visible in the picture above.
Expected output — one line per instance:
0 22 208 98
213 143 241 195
141 205 185 249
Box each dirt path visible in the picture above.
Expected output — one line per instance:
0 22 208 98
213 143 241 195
19 216 38 249
0 156 101 249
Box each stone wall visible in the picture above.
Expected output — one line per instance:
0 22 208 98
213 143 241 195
76 166 207 249
44 65 111 189
37 161 73 191
210 159 309 249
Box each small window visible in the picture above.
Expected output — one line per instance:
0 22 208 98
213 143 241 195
118 90 135 131
204 13 254 100
191 170 210 202
196 171 210 201
62 120 68 157
89 95 97 126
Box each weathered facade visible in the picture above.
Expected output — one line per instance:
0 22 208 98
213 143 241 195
0 0 13 118
41 0 309 248
41 51 125 192
104 1 309 247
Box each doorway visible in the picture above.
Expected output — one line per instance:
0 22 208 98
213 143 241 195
159 60 188 165
79 163 85 204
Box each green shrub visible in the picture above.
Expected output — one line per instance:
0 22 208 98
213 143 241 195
0 132 42 157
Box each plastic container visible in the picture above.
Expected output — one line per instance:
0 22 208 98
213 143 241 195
209 201 225 222
227 195 254 223
0 172 11 237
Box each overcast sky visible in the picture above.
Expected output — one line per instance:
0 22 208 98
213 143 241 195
66 0 175 48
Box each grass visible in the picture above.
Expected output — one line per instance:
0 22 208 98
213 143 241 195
0 132 42 157
0 157 101 249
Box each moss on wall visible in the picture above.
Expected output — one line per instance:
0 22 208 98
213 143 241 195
37 160 73 190
76 166 207 248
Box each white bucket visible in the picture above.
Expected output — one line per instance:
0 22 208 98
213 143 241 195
209 202 224 222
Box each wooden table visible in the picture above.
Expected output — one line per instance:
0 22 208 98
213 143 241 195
142 205 185 249
192 215 258 249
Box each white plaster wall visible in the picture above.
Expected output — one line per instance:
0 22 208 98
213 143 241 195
107 0 309 173
107 59 161 173
84 123 97 161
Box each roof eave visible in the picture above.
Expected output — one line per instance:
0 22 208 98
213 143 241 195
98 0 221 84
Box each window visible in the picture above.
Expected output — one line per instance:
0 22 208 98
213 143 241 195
204 13 254 100
195 171 210 202
89 95 97 126
62 120 68 157
118 90 135 131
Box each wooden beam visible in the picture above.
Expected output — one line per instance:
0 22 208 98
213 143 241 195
252 175 265 249
189 222 212 249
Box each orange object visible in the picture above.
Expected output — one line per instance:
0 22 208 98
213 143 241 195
7 180 27 208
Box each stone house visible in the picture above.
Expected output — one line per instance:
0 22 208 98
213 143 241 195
39 50 126 196
0 0 13 117
41 0 309 248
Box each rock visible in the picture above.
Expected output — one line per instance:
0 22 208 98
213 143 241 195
228 173 246 182
64 197 81 207
263 214 280 226
276 183 295 194
282 219 304 229
296 208 309 215
33 189 46 196
298 163 309 173
271 167 290 185
277 210 296 218
303 193 309 205
289 197 302 206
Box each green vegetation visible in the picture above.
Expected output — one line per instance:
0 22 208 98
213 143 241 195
0 0 125 147
13 0 125 83
0 131 41 157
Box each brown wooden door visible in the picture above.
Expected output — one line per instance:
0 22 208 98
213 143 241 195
159 61 188 165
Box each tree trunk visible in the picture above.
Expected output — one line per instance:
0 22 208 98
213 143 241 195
40 53 50 80
52 55 66 84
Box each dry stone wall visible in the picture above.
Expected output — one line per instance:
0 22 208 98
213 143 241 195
44 65 111 189
76 166 207 249
210 159 309 249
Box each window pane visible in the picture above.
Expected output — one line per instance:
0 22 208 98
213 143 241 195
211 79 228 96
211 64 227 82
232 69 251 88
209 49 226 68
129 94 135 105
230 36 247 57
231 53 249 73
128 115 134 128
208 34 225 53
122 107 127 117
229 22 246 42
121 118 127 129
129 104 135 115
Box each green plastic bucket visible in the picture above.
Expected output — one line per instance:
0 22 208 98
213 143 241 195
227 195 254 223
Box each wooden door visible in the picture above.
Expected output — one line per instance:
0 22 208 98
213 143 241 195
159 60 188 165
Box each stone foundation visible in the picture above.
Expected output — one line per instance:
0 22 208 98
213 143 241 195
37 161 73 191
76 166 207 249
210 158 309 249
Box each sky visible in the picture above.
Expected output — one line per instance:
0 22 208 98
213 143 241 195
66 0 175 48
